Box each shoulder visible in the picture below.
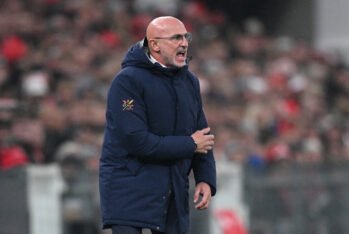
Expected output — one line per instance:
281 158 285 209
112 66 151 86
107 67 146 94
118 66 148 81
186 70 200 90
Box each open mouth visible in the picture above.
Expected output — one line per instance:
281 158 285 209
176 51 187 60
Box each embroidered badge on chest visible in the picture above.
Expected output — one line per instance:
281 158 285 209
122 99 134 111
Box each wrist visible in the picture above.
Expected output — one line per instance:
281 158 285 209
191 137 198 151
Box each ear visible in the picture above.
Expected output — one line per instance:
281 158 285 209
150 40 160 53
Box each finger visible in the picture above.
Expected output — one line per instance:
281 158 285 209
203 199 210 209
206 134 214 140
197 149 208 154
204 134 214 139
202 142 214 150
203 136 215 143
197 198 210 210
195 199 205 209
204 140 214 146
194 193 204 209
196 189 209 208
201 127 211 134
206 146 213 150
195 193 210 209
193 188 201 203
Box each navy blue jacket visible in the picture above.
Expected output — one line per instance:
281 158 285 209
99 40 216 233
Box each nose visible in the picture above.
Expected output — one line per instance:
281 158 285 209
179 37 189 47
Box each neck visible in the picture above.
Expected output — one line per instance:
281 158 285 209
148 53 167 68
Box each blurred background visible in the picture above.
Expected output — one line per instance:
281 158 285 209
1 0 349 234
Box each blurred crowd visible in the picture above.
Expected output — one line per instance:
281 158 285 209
1 0 349 233
1 0 349 174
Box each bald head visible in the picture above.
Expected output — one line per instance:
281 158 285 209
146 16 186 40
145 16 189 68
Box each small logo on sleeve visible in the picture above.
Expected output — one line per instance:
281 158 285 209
122 99 134 111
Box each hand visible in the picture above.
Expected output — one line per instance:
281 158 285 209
194 182 212 210
191 127 215 154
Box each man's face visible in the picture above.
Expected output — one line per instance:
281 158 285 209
154 23 190 68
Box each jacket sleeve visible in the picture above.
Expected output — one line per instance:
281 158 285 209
106 71 197 162
190 76 217 196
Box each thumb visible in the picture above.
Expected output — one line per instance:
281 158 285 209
201 127 210 135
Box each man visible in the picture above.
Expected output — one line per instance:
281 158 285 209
99 16 216 234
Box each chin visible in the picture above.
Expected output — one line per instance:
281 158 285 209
174 62 186 68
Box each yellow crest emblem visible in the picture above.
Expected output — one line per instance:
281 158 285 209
122 99 134 111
